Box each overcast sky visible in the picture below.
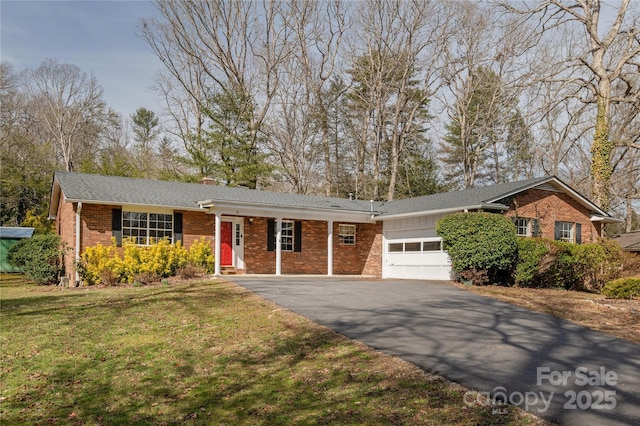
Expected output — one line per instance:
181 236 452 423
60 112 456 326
2 0 163 118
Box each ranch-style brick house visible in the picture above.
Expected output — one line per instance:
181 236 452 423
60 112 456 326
49 172 619 286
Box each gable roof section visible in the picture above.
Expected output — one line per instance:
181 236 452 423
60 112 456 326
49 172 616 222
375 176 613 219
49 172 377 221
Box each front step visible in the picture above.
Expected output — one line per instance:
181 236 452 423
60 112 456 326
220 266 243 275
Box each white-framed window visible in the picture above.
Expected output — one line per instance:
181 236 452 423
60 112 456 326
557 221 574 243
388 243 404 252
338 224 356 245
123 211 173 245
422 241 442 252
275 220 294 251
514 218 531 237
267 219 300 252
387 239 443 253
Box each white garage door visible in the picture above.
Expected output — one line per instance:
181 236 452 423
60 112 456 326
384 237 451 280
382 216 452 280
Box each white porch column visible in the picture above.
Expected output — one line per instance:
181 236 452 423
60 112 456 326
275 217 282 275
214 213 221 276
327 220 333 276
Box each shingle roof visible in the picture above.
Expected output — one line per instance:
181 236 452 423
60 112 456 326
376 176 554 216
53 172 375 213
52 172 609 219
0 227 35 239
614 231 640 251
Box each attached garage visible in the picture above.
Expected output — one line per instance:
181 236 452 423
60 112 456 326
382 214 451 280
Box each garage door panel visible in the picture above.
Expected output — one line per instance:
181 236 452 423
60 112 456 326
384 251 451 280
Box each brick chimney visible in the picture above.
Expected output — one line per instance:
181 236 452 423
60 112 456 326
200 177 216 185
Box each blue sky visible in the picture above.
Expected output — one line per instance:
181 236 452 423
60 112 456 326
1 0 162 118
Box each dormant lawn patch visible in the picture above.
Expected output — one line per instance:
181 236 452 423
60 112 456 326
452 283 640 345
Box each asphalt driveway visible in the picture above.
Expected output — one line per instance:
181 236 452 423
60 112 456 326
230 276 640 426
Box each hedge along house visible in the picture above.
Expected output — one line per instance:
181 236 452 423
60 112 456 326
49 172 619 286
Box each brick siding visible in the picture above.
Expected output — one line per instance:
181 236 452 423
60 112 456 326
504 189 601 242
56 195 383 285
243 218 382 276
55 186 594 286
333 222 382 276
55 198 76 284
179 210 215 247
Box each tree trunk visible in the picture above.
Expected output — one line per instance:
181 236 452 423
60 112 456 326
591 89 613 210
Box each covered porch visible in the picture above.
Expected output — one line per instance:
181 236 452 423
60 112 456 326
196 199 381 277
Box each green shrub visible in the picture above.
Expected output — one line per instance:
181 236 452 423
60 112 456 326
602 277 640 299
7 234 64 285
436 212 518 285
512 238 623 291
569 239 623 292
514 238 549 287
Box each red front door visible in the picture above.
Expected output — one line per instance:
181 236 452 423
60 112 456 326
221 221 233 266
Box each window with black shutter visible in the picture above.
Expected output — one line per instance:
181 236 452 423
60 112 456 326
267 219 301 252
112 208 122 246
555 221 577 243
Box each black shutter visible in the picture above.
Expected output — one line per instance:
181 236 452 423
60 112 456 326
554 222 562 241
294 221 302 252
112 208 122 247
267 219 275 251
575 223 582 244
174 212 183 244
532 219 541 237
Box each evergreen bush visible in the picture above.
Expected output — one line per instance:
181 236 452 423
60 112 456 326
514 237 549 287
436 212 518 285
7 234 64 285
602 277 640 299
513 238 623 291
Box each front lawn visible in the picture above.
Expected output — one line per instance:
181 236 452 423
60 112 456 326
0 276 546 425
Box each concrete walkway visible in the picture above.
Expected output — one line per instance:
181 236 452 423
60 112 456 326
229 276 640 426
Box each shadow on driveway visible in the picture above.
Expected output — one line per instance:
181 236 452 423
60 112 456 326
230 276 640 426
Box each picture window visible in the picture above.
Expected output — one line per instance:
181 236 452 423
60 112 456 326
123 211 172 245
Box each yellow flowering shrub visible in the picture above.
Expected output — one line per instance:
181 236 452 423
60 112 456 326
188 237 215 273
77 237 207 285
79 238 126 285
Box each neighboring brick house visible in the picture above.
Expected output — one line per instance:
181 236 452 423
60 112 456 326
48 172 619 285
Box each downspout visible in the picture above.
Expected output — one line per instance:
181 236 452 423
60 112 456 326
75 202 82 285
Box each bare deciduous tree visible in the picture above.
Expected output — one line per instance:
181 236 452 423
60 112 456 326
262 0 349 195
347 0 451 201
26 59 107 172
141 0 295 187
440 1 539 188
504 0 640 209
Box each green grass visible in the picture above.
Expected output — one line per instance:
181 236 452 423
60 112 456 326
0 275 546 425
